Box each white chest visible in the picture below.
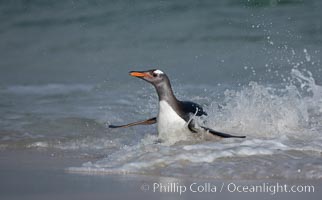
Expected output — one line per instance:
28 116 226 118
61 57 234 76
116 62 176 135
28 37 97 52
157 100 191 144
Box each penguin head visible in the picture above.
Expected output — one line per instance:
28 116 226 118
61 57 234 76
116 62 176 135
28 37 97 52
129 69 167 86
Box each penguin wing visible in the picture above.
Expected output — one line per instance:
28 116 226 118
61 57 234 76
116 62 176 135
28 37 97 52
180 101 207 117
109 117 157 128
188 120 246 138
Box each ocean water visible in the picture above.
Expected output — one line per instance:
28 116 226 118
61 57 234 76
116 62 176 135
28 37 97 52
1 0 322 179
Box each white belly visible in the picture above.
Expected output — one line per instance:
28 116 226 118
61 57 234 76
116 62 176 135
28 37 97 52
157 100 191 144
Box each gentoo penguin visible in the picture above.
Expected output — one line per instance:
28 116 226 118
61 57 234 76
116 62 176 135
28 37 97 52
109 69 245 144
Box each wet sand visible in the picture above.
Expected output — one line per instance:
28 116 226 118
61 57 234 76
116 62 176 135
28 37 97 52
0 149 321 200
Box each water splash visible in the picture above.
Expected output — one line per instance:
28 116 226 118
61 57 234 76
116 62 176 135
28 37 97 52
68 68 322 179
205 68 322 139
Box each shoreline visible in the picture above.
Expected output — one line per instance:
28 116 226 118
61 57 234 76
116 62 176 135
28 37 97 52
0 149 321 200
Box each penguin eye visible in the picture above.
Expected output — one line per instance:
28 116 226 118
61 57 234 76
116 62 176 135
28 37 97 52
152 73 158 77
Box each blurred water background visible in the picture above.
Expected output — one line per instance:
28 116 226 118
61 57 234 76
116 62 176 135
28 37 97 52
1 0 322 179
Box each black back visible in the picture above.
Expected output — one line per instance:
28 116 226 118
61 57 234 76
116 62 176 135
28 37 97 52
177 101 207 122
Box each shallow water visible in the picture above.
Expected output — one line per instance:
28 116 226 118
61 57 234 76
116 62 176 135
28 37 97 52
0 0 322 180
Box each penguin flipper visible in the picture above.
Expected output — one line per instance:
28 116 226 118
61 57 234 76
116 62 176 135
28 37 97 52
200 126 246 138
188 121 246 138
109 117 157 128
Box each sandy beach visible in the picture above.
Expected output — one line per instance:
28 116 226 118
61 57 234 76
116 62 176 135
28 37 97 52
0 149 320 200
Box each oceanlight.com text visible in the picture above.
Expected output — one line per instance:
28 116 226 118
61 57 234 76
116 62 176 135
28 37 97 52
140 182 315 195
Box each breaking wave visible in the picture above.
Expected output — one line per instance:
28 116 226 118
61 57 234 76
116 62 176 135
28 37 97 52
68 68 322 179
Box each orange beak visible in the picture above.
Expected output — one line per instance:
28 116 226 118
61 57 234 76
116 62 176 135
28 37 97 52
129 71 151 78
